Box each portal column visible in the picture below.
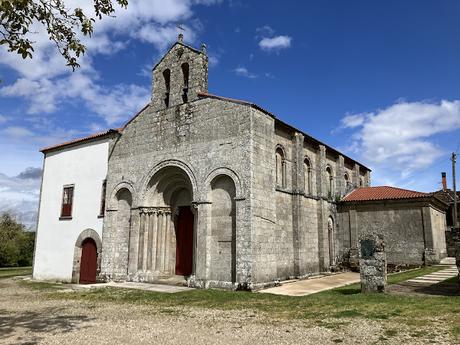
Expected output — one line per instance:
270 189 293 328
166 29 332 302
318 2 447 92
147 211 157 271
163 210 172 274
155 211 164 272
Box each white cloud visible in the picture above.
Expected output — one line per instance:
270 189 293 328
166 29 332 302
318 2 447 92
259 35 292 51
0 0 221 126
341 100 460 180
135 24 189 50
341 113 367 129
256 25 275 37
0 168 42 229
0 115 9 124
2 126 34 138
233 66 258 79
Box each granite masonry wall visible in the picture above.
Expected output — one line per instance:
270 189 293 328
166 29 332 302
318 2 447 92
338 200 447 267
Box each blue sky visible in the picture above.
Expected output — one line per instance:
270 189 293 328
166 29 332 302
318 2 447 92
1 0 460 227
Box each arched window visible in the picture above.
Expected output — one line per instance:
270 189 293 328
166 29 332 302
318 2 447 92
304 157 312 195
344 173 350 192
275 147 285 188
181 63 189 103
359 177 364 187
163 69 171 107
325 166 333 197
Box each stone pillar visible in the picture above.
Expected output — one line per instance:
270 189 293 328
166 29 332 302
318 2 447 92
317 145 326 198
193 202 212 286
146 212 154 271
365 170 371 187
163 211 172 274
421 206 437 264
155 211 165 273
359 233 387 293
336 155 345 197
150 211 158 271
353 163 360 187
292 132 304 276
316 145 328 271
137 211 146 271
235 197 251 288
348 209 359 270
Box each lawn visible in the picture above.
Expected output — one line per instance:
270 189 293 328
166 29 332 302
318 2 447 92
0 266 32 279
19 265 460 340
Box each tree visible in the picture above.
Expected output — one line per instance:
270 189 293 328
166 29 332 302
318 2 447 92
0 212 35 267
0 0 128 70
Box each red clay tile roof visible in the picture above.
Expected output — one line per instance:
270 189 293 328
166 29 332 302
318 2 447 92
40 129 121 153
343 186 430 202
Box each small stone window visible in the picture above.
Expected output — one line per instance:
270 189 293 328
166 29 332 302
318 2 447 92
275 147 286 189
326 166 333 197
181 63 189 103
344 173 350 191
304 158 312 195
163 69 171 107
359 177 364 187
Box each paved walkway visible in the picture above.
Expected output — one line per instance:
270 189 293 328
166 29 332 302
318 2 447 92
401 265 458 285
69 281 193 293
259 272 360 297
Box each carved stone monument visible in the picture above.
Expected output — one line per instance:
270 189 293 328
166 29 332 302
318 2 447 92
359 233 387 293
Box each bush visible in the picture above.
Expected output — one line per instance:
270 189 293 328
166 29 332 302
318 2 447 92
0 213 35 267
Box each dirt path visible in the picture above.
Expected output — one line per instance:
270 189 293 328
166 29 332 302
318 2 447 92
0 278 454 345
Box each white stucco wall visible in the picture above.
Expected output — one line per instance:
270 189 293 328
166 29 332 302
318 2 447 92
33 138 110 282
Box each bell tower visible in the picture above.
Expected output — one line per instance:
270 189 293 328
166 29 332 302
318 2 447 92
151 34 208 111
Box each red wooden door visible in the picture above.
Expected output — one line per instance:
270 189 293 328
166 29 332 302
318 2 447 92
175 207 194 276
79 238 97 284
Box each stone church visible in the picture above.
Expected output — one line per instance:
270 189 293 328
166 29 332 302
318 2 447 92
34 35 445 290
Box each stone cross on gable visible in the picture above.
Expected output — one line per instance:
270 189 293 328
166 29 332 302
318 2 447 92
177 24 185 43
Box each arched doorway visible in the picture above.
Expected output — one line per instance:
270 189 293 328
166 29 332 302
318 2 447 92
139 165 195 278
79 238 97 284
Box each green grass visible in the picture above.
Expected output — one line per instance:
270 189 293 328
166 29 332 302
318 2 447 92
387 266 445 284
19 266 460 340
0 266 32 279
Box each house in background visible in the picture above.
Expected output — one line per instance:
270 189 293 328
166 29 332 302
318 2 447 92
434 172 460 257
338 186 448 267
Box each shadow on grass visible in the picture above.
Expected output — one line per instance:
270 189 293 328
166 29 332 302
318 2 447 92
389 277 460 297
0 307 94 344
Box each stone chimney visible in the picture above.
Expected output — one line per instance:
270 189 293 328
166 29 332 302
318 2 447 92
442 172 448 191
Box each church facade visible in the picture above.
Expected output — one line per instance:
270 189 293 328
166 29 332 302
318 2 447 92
33 37 372 290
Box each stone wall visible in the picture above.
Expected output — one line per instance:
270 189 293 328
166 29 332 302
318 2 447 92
338 200 447 266
100 94 253 287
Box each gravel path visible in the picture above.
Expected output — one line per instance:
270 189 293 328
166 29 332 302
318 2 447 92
0 278 454 345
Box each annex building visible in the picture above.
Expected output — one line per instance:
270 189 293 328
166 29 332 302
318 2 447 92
33 36 447 289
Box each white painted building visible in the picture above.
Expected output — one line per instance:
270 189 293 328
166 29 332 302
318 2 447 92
33 131 118 282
